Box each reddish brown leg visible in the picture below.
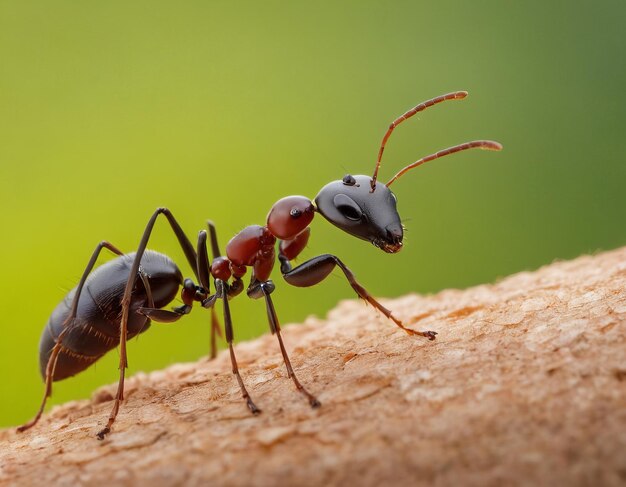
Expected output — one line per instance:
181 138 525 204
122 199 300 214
206 222 225 359
17 241 125 433
97 208 199 439
258 282 320 408
98 269 162 438
197 227 223 359
203 280 260 414
210 306 223 360
17 327 70 432
282 254 437 340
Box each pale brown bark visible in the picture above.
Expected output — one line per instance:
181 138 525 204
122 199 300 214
1 248 625 487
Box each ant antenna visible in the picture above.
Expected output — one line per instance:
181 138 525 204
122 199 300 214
386 140 503 187
371 91 468 190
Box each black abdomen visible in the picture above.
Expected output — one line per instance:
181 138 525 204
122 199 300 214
39 250 183 381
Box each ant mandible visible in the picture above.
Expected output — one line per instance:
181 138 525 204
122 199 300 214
18 91 502 439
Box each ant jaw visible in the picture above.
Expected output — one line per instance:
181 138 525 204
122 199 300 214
383 242 403 253
373 239 403 254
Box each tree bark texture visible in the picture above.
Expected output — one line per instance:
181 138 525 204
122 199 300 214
1 248 625 486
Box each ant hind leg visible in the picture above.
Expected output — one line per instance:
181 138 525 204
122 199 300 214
18 241 125 433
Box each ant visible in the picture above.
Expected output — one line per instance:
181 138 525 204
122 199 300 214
17 91 502 439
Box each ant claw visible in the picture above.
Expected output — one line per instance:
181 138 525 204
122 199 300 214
422 331 438 341
96 427 110 440
404 328 438 340
310 398 322 409
247 400 262 415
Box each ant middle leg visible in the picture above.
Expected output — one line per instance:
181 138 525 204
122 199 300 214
248 280 321 408
206 222 225 358
140 225 223 355
209 306 223 360
203 279 260 414
197 227 225 359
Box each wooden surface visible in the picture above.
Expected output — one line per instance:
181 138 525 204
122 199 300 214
1 248 625 486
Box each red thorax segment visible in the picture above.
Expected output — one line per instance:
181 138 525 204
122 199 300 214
267 196 315 240
221 197 315 283
226 225 277 282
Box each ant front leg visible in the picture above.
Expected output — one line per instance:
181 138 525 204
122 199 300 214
281 253 437 340
248 279 321 408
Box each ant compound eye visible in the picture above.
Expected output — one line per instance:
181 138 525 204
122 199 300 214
342 174 357 186
339 205 361 221
333 194 362 221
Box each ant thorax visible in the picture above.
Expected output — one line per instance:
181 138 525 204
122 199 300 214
223 196 315 282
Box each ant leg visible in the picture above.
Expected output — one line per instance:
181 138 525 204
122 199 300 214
138 276 199 324
206 220 222 260
17 327 71 432
197 229 223 359
282 253 437 340
205 222 225 358
138 306 191 323
96 207 201 439
254 281 320 408
203 280 260 414
18 241 125 433
142 228 224 360
209 306 223 360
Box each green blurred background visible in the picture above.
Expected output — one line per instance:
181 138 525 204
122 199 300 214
1 1 625 428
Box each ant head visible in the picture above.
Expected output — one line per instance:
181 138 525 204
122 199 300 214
314 174 403 253
314 91 503 253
